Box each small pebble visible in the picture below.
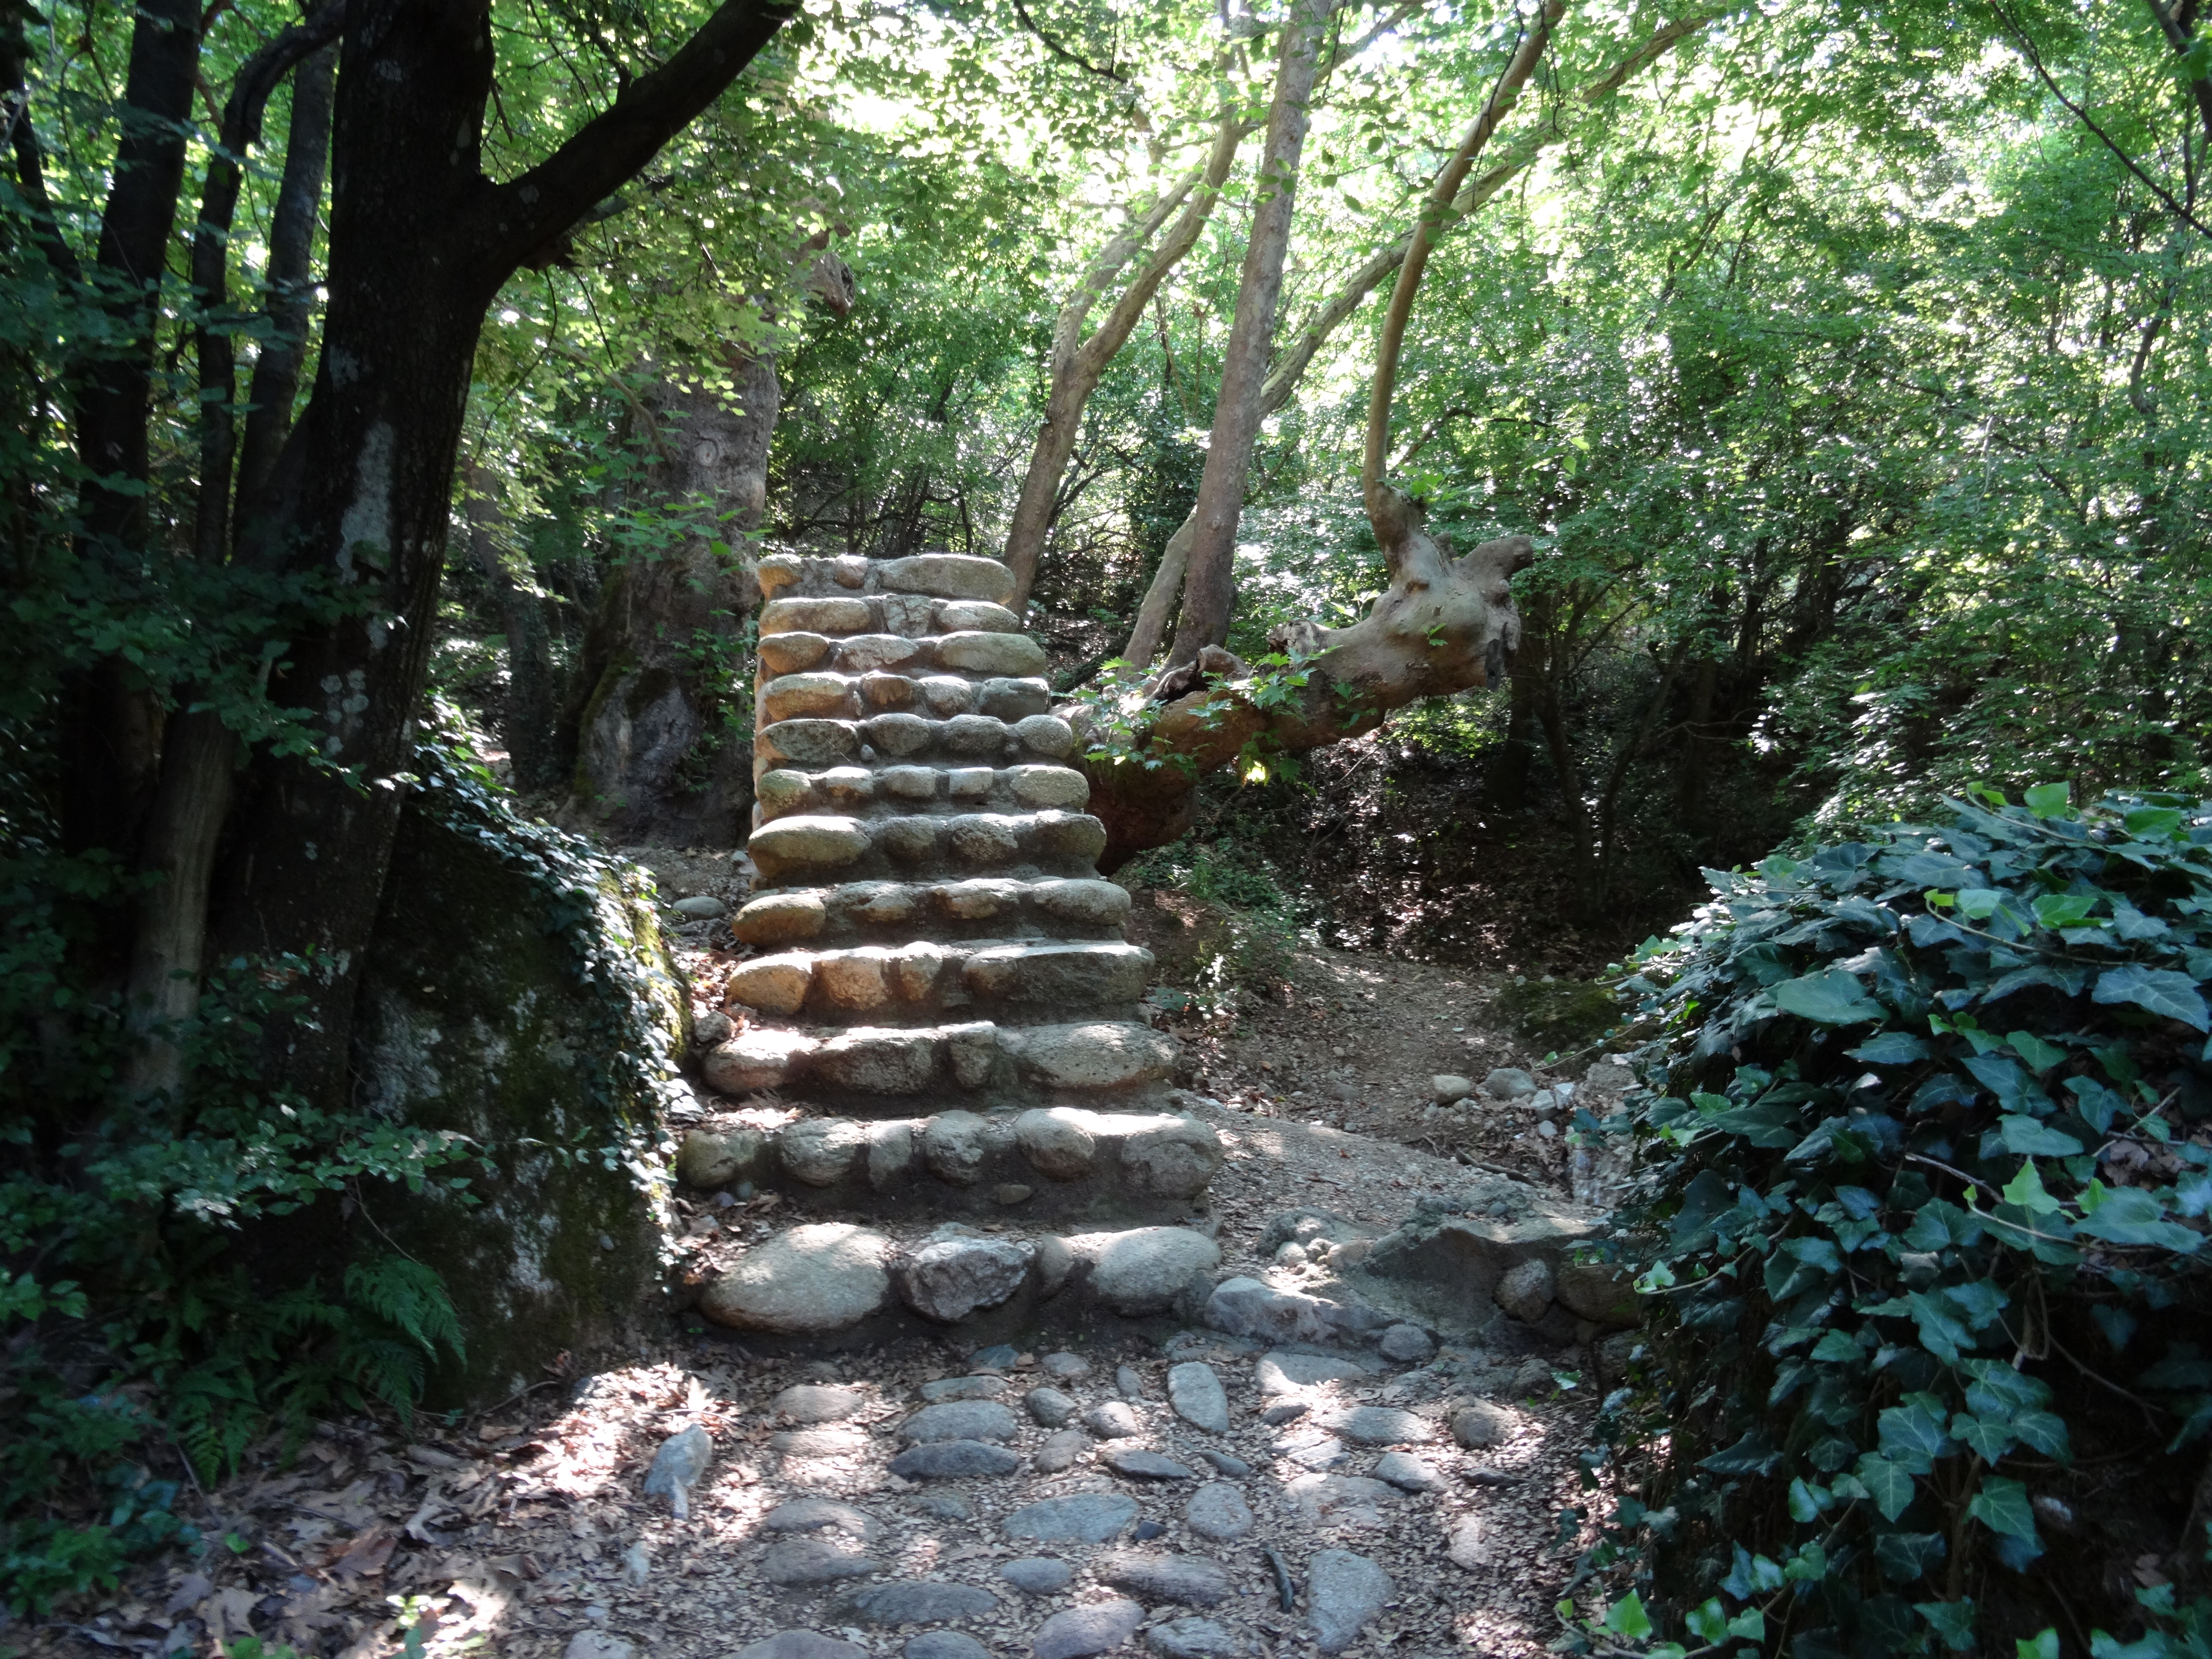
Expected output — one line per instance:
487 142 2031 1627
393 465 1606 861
1041 1352 1092 1379
1116 1364 1149 1399
1001 1557 1076 1595
1133 1518 1168 1541
1259 1402 1307 1426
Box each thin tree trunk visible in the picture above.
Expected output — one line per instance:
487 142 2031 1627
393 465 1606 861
463 463 559 790
1005 109 1249 611
1167 0 1327 666
236 38 338 512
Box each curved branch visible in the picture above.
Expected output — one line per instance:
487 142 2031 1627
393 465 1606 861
1011 0 1128 82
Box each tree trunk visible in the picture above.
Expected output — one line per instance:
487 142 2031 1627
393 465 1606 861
198 0 795 1110
563 350 777 844
1167 0 1327 666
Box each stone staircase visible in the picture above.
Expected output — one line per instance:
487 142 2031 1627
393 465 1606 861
681 551 1228 1338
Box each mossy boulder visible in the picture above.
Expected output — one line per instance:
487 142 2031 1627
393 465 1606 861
352 758 687 1407
1493 977 1621 1051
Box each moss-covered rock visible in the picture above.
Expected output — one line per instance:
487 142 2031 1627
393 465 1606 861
1493 977 1621 1051
353 751 687 1407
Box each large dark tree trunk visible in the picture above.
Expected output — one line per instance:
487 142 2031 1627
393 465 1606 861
564 348 778 845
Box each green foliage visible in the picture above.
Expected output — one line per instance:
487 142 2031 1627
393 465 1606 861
1589 789 2212 1655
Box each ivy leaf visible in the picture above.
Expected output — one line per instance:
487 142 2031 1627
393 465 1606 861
2000 1115 2084 1156
2011 1409 2072 1461
2006 1030 2069 1073
2024 781 2072 817
1848 1030 1932 1064
1811 1328 1864 1363
2031 893 2099 929
1904 1291 1975 1362
2001 1160 2062 1215
1950 1411 2014 1461
2075 1187 2201 1251
1875 1531 1947 1583
1879 1397 1955 1462
1700 1430 1782 1475
1601 1592 1652 1641
1684 1600 1728 1643
2093 965 2210 1032
1789 1477 1834 1521
2016 1632 2060 1659
1956 888 2005 919
1968 1475 2038 1540
2123 806 2183 839
1773 969 1885 1025
1916 1597 1979 1650
1855 1453 1918 1521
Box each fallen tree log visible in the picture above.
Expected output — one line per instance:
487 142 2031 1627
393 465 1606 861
1067 494 1531 868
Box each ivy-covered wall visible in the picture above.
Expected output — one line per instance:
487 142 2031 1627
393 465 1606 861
353 748 691 1407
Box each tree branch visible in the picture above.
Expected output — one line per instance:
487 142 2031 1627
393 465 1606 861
1011 0 1128 82
470 0 797 284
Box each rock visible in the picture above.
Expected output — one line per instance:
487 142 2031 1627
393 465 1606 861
1481 1067 1537 1100
995 1182 1035 1205
1133 1519 1167 1542
923 1111 991 1185
1378 1324 1435 1365
1097 1550 1232 1607
779 1118 868 1185
1033 1428 1087 1472
1450 1401 1514 1448
1584 1059 1635 1094
1147 1618 1248 1659
641 1423 711 1518
1447 1516 1490 1569
673 894 727 920
909 1636 991 1659
970 1343 1022 1370
1373 1452 1445 1493
899 1400 1019 1444
1001 1557 1076 1595
1204 1278 1390 1346
1274 1243 1309 1269
1015 1108 1099 1179
1115 1363 1150 1400
1495 1258 1555 1323
1511 1357 1554 1395
1085 1401 1141 1439
920 1375 1010 1404
1554 1259 1640 1328
676 1125 765 1188
1430 1074 1474 1104
566 1636 634 1659
1004 1492 1139 1543
1307 1551 1393 1654
1254 1351 1372 1395
887 1440 1024 1480
1271 1429 1346 1470
1036 1236 1075 1298
764 1498 881 1541
701 1223 891 1333
1320 1406 1433 1447
1042 1352 1092 1379
1259 1402 1307 1426
838 1582 1001 1625
880 553 1017 604
913 1492 974 1521
1033 1598 1145 1659
1120 1120 1223 1199
735 1633 870 1659
1192 1449 1250 1477
1184 1483 1255 1542
1100 1447 1195 1480
1025 1386 1079 1427
773 1384 864 1423
1167 1362 1229 1433
898 1235 1036 1324
772 1428 869 1459
1004 1022 1179 1090
1286 1475 1396 1526
761 1534 879 1585
1078 1227 1221 1316
1259 1209 1362 1254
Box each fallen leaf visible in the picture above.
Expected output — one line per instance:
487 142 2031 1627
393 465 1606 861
329 1525 397 1583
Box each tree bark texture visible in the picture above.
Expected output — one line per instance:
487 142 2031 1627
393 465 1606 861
1075 523 1533 868
1166 0 1327 666
463 465 562 792
562 352 777 844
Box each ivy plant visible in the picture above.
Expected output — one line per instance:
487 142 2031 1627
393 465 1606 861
1591 788 2212 1658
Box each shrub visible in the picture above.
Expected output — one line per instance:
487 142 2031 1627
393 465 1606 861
1589 788 2212 1659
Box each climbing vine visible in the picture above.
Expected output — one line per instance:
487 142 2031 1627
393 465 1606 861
1575 789 2212 1658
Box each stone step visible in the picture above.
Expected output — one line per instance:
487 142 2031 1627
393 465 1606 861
755 760 1087 823
700 1018 1179 1100
734 876 1131 948
758 641 1047 701
747 809 1109 885
755 710 1066 773
675 1106 1222 1219
760 614 1047 684
725 938 1153 1020
687 1217 1225 1336
757 550 1017 608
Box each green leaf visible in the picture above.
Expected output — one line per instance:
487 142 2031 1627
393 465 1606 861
2024 781 2072 818
1916 1597 1979 1650
1956 888 2005 920
1855 1453 1918 1521
1848 1030 1932 1064
1773 969 1885 1025
2031 892 2099 928
1950 1411 2013 1460
1684 1599 1728 1642
2123 806 2183 840
1789 1477 1832 1520
2011 1409 2072 1460
2075 1187 2201 1250
2093 965 2211 1032
1879 1397 1955 1462
1727 1609 1767 1641
2006 1030 2069 1073
1968 1475 2037 1540
1875 1531 1946 1583
1601 1591 1652 1641
2002 1160 2062 1215
2000 1116 2084 1156
2017 1632 2061 1659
